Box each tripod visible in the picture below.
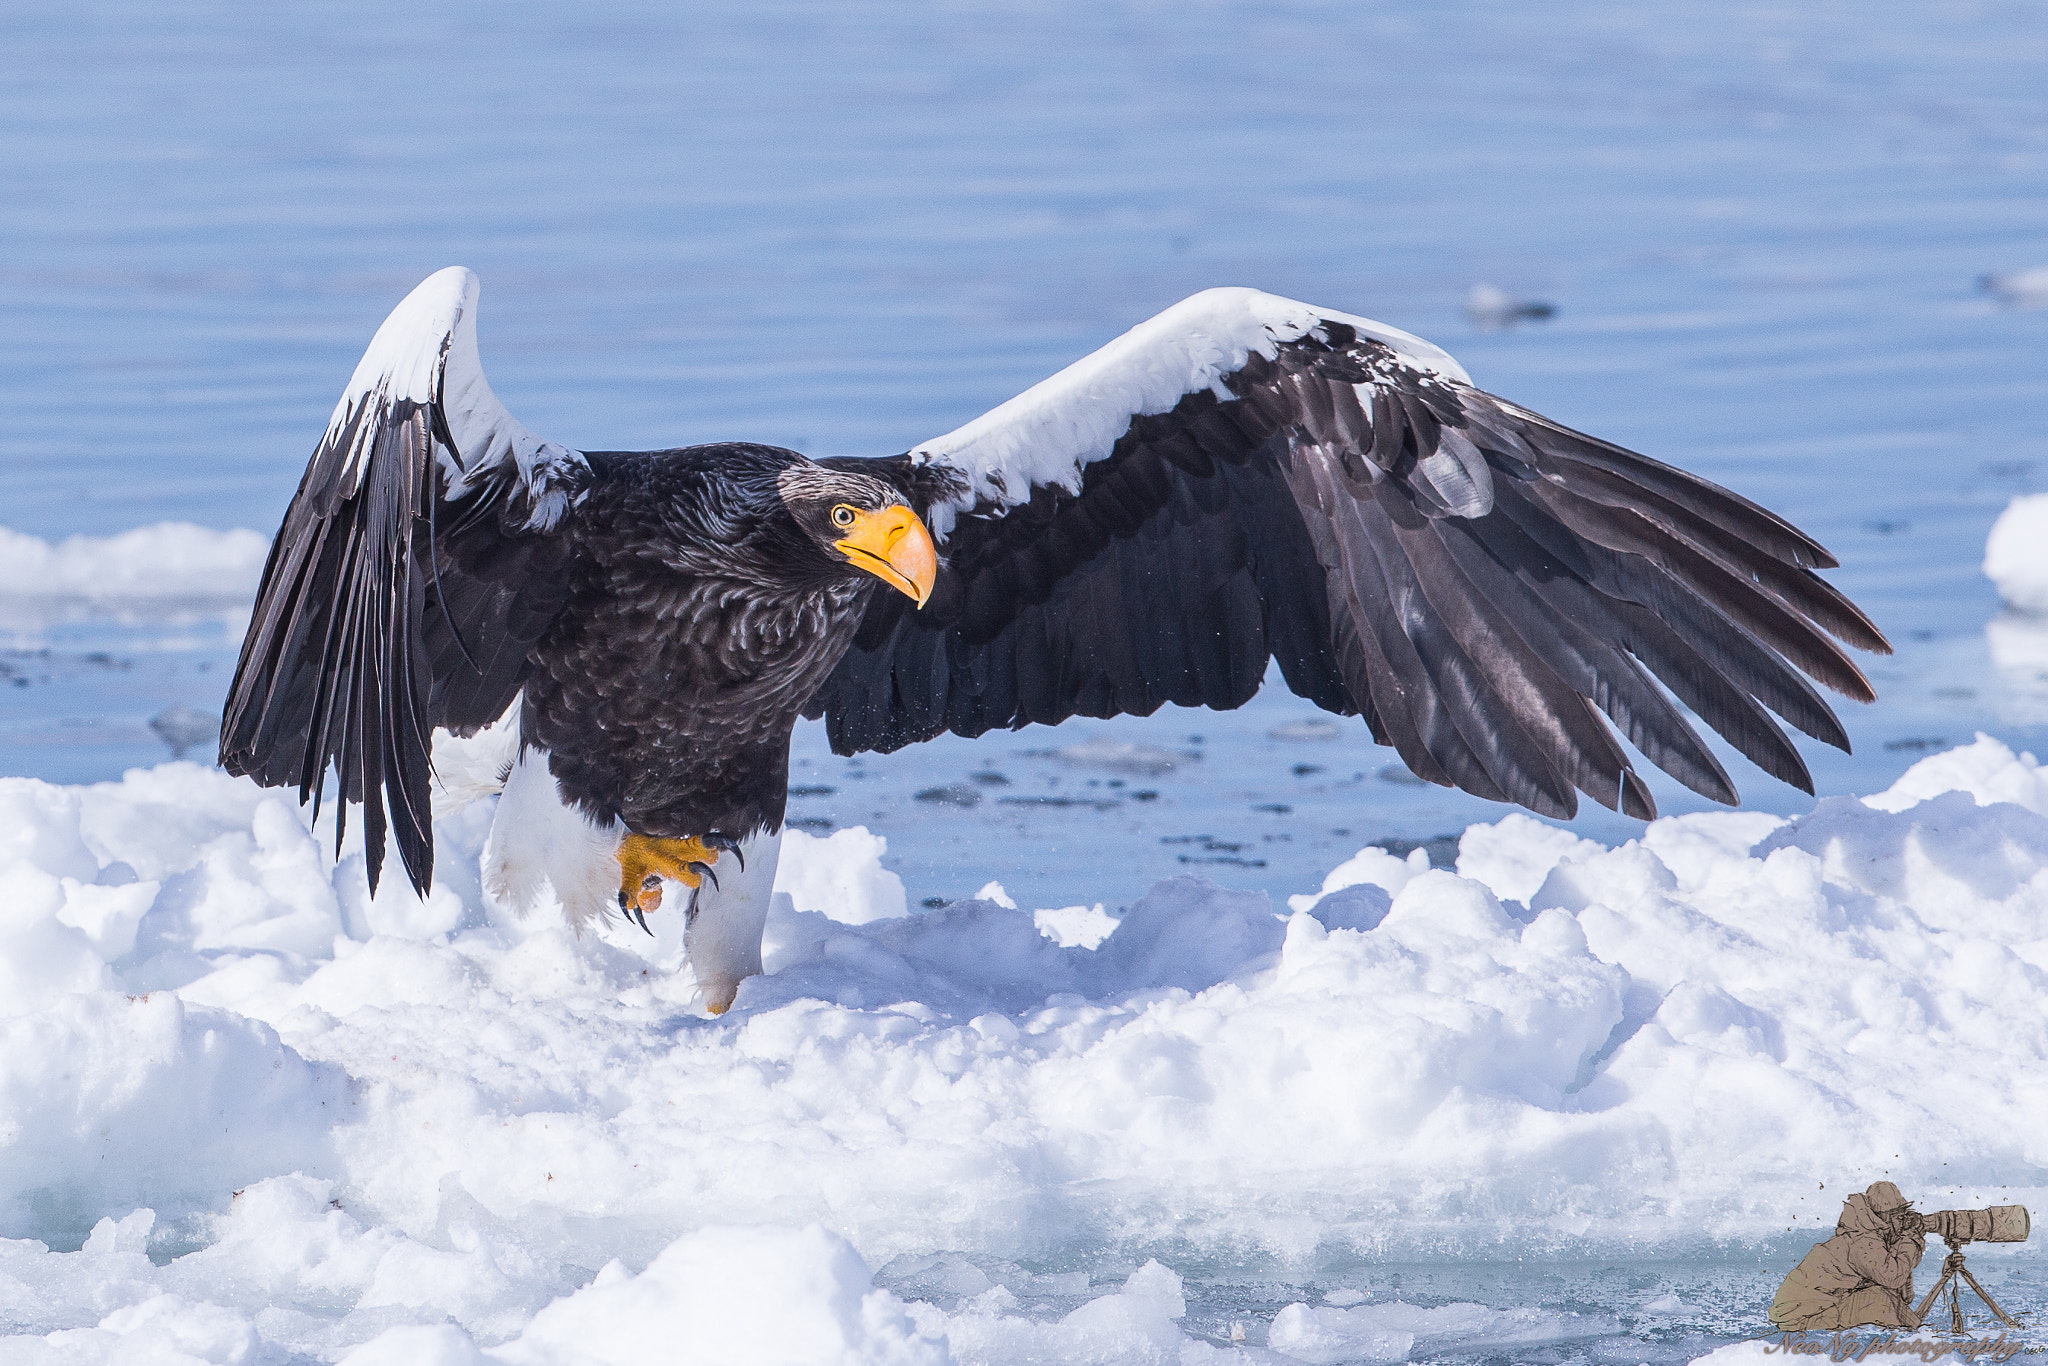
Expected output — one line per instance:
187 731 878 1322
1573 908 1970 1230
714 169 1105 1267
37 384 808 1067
1913 1240 2020 1335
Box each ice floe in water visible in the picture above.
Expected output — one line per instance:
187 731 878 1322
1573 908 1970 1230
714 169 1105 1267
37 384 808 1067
0 740 2045 1360
1980 266 2048 309
0 522 267 632
1980 496 2048 723
1984 495 2048 615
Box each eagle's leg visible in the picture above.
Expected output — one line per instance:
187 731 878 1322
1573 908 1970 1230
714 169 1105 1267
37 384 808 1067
685 829 782 1017
616 833 725 923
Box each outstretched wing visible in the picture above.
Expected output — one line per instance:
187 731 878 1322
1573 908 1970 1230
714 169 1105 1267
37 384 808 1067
221 267 587 893
809 287 1889 821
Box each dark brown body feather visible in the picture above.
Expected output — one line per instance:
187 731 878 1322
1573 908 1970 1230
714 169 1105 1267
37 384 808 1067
525 446 873 840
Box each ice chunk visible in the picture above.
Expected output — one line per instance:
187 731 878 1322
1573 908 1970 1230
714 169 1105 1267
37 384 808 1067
1456 813 1605 905
1980 265 2048 308
1303 882 1389 933
1087 877 1281 993
492 1224 949 1366
776 826 909 923
1044 736 1180 775
341 1324 493 1365
1986 494 2048 612
0 995 346 1248
1286 842 1430 913
936 1261 1191 1365
1463 282 1557 329
0 522 267 628
1032 902 1116 948
1863 733 2048 815
42 1292 259 1363
1268 1301 1413 1363
1271 1298 1614 1363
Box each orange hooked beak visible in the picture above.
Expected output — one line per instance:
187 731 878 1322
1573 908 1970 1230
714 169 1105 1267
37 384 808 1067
835 504 937 608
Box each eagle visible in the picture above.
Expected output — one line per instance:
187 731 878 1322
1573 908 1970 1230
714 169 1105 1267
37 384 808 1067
221 267 1888 1011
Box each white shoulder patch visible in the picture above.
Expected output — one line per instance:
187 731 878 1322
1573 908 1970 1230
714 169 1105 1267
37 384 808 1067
322 267 585 530
907 287 1470 538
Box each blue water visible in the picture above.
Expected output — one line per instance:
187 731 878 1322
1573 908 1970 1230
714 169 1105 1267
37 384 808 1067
4 0 2048 917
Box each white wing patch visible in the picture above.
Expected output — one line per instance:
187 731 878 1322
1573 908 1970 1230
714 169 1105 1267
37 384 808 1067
323 267 585 530
907 287 1471 538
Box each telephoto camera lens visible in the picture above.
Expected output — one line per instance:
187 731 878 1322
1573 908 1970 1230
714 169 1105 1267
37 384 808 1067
1920 1206 2030 1244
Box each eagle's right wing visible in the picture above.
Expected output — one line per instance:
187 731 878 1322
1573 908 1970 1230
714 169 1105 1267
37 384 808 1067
221 268 586 894
813 288 1888 823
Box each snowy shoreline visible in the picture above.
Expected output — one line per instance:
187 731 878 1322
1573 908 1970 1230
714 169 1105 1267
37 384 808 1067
1 736 2044 1361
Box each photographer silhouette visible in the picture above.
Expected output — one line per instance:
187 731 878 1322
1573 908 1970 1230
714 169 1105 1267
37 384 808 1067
1771 1181 1927 1331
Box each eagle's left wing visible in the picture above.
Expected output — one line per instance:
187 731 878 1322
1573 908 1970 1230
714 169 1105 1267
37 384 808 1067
222 268 586 893
809 288 1888 822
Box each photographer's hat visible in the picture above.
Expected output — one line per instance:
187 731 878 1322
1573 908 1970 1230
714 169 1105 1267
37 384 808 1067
1866 1181 1911 1213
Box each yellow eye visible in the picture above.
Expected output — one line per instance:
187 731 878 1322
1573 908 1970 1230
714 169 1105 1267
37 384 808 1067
831 504 857 528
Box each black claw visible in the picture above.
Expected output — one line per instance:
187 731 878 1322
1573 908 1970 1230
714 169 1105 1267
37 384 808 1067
687 860 719 891
704 832 745 871
631 905 653 935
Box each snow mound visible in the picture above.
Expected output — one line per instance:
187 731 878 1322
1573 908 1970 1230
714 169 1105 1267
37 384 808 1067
1 739 2046 1360
483 1224 949 1366
0 522 268 628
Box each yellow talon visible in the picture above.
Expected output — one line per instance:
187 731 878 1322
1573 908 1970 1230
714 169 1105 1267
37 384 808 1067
616 833 721 923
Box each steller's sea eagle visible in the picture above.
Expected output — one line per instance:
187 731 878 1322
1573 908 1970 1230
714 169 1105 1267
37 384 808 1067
222 268 1888 1011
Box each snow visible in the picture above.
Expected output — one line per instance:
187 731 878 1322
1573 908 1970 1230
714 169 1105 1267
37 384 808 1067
0 739 2044 1359
1286 844 1431 913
